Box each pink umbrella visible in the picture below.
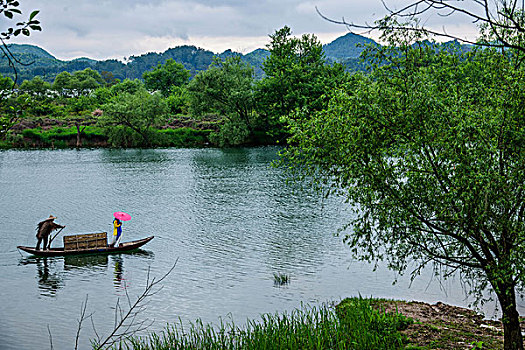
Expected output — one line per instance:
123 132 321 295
113 211 132 221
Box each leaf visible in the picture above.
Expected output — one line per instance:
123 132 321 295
29 10 39 20
4 11 13 19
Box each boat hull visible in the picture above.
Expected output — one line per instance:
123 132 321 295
17 236 154 257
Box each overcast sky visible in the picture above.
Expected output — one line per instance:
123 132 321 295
6 0 481 61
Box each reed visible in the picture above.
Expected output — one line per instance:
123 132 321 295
113 297 412 350
273 272 290 286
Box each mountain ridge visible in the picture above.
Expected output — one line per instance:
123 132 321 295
6 32 468 83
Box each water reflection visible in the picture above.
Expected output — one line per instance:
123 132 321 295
64 254 109 271
18 250 154 297
112 255 126 290
99 148 171 165
19 257 64 297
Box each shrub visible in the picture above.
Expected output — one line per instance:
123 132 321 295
22 128 42 141
157 128 210 147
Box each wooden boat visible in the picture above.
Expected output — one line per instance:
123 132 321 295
17 236 154 257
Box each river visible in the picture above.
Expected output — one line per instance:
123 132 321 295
0 147 522 349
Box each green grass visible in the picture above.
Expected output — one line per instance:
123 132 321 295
20 126 107 147
15 126 211 148
110 298 412 350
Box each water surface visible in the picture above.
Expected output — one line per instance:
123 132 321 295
0 147 521 349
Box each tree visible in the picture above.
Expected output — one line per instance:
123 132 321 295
256 26 347 133
71 68 104 95
142 58 190 97
0 93 28 139
0 73 13 93
52 71 72 97
102 89 167 147
188 56 256 145
166 85 190 115
19 76 51 97
19 76 56 117
0 0 41 84
109 78 144 96
52 69 104 97
100 70 119 87
283 34 525 349
66 95 96 147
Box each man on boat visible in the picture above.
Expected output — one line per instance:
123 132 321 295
36 215 65 250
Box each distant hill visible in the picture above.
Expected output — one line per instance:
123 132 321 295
0 33 471 83
1 33 376 83
323 32 378 61
0 43 270 83
6 44 57 60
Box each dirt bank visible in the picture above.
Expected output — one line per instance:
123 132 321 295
376 300 525 349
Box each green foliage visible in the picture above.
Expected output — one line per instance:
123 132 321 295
52 68 104 97
109 78 144 95
336 298 413 344
19 76 51 97
52 71 72 96
66 94 96 116
91 86 113 105
471 340 484 349
25 96 61 117
143 58 190 97
0 1 41 83
101 88 168 146
0 33 383 86
0 92 29 139
208 115 250 147
256 26 348 128
0 73 14 91
16 125 207 148
21 128 41 140
188 56 257 145
114 299 410 349
157 128 210 147
188 56 255 118
166 86 190 115
103 126 147 148
100 70 119 86
283 29 525 348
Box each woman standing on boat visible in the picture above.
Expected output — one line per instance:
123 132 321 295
111 217 122 247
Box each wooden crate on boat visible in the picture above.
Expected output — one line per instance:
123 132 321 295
63 232 107 251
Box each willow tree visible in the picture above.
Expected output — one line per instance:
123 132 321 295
283 31 525 349
102 89 167 147
188 56 256 146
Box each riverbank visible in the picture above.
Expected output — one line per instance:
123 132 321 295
1 116 280 149
111 298 524 350
1 116 217 149
377 300 525 349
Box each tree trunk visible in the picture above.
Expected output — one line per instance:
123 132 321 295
75 122 82 148
496 283 524 350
